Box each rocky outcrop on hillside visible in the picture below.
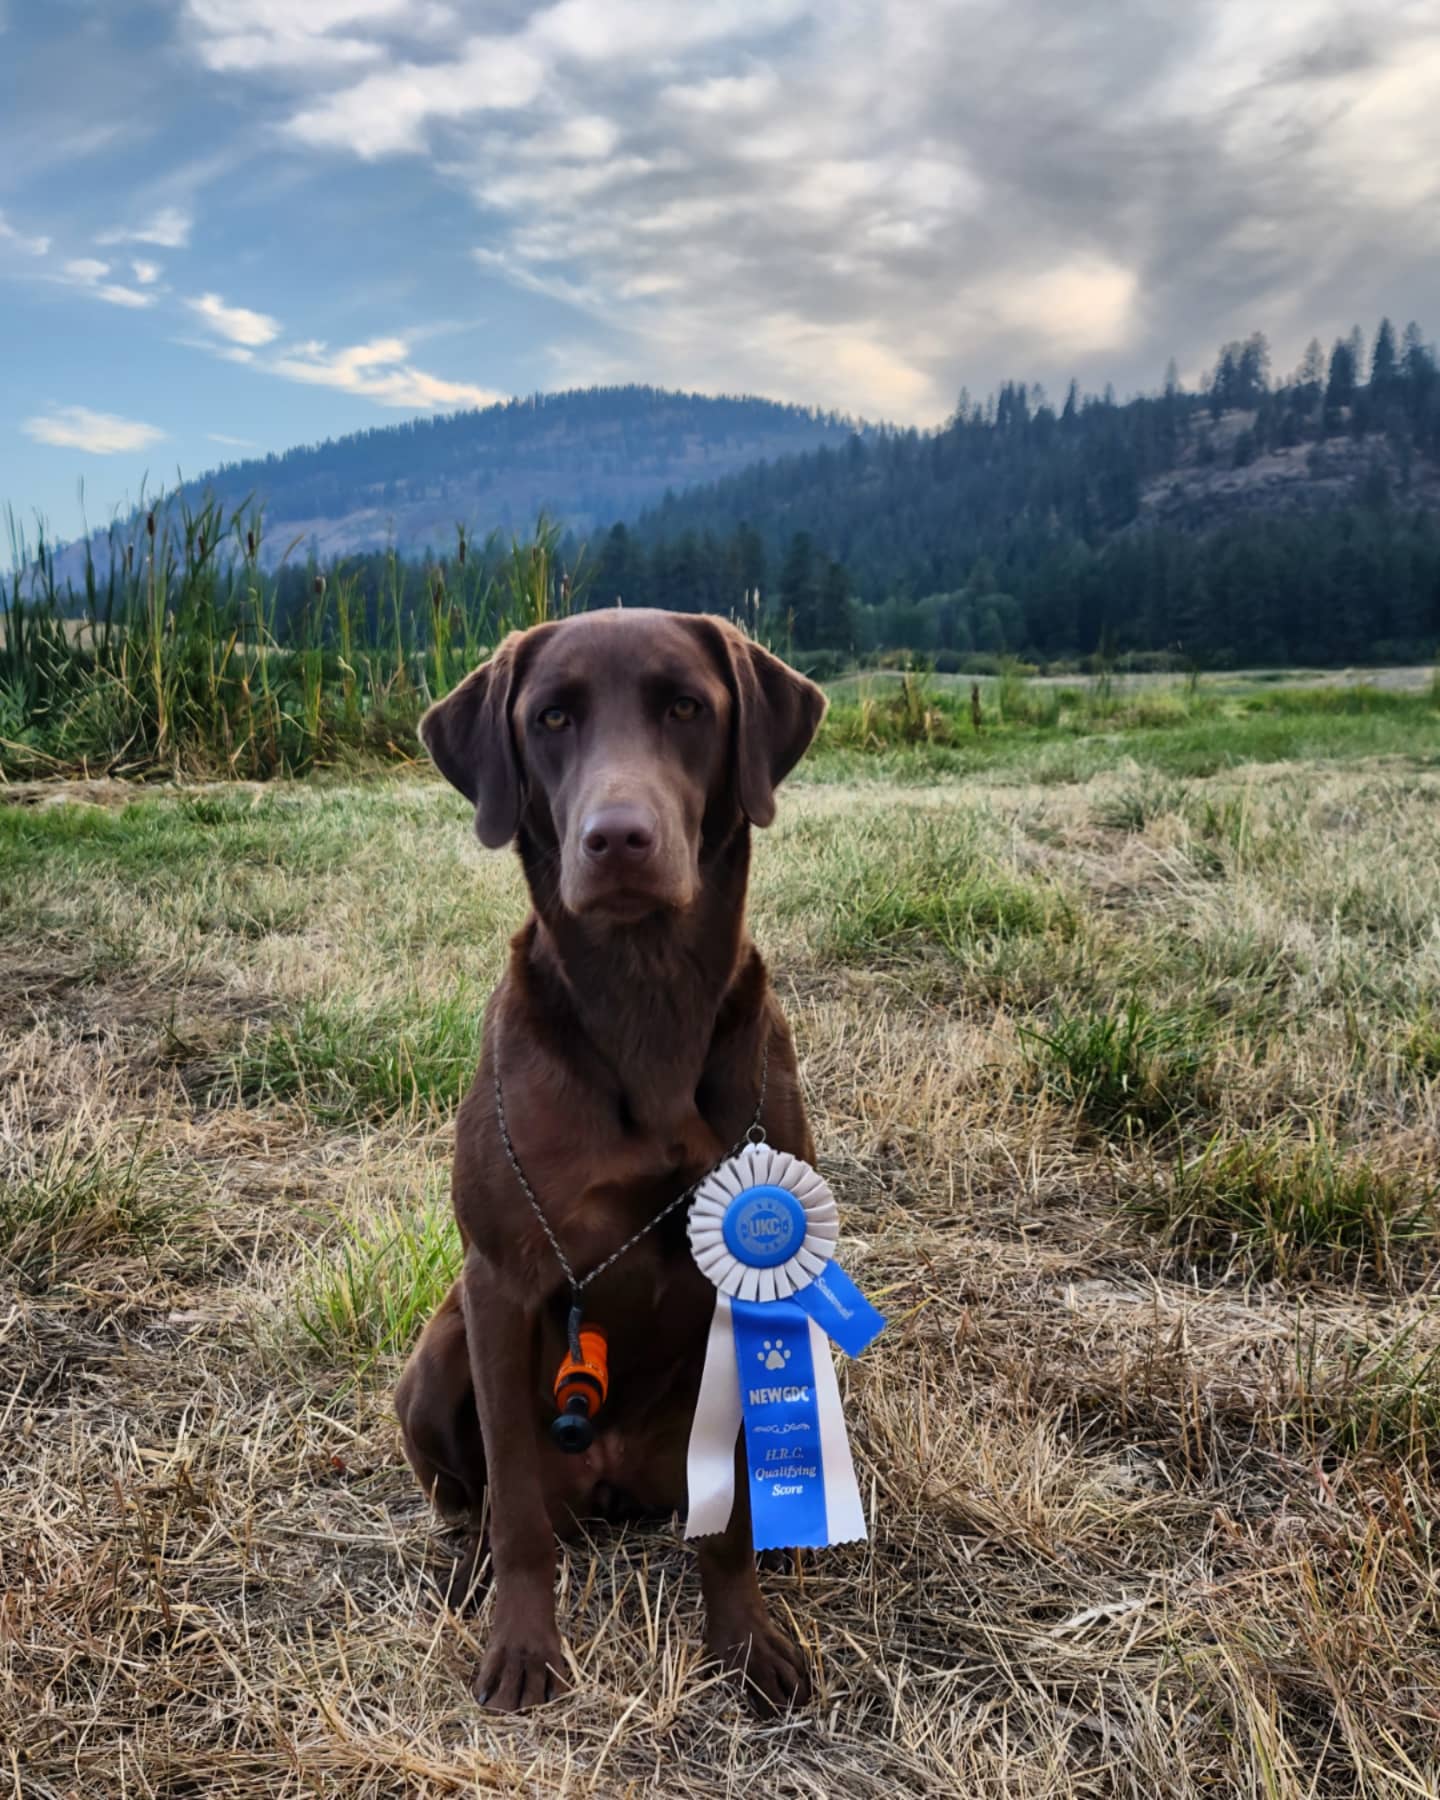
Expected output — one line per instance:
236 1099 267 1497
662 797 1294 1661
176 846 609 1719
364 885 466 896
1136 412 1440 530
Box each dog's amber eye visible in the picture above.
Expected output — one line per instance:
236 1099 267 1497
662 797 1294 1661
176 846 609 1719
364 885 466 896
538 706 571 732
670 696 702 722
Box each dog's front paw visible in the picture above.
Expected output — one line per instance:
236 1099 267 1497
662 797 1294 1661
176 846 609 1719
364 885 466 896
707 1611 811 1714
472 1620 568 1712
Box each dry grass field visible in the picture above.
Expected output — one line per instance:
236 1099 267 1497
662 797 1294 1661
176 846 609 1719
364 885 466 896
4 723 1440 1795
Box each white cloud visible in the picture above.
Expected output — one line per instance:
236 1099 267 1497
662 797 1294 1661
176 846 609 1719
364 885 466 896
285 37 548 157
59 256 157 308
660 69 780 116
472 246 602 311
268 334 505 408
183 0 441 72
132 259 161 284
208 431 261 448
0 209 51 256
528 0 808 64
95 284 157 309
98 206 193 249
22 406 165 454
187 291 283 346
480 154 657 214
514 113 620 161
980 257 1140 358
254 0 1064 418
1311 40 1440 218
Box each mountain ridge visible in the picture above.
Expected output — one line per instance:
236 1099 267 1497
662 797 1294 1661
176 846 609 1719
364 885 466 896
55 386 872 573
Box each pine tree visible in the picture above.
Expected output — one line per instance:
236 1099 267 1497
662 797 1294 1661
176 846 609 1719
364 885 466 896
1370 318 1398 391
779 532 820 646
1324 337 1356 431
816 560 853 650
594 521 639 607
1210 345 1238 417
1402 321 1436 390
1237 332 1270 405
1296 338 1326 410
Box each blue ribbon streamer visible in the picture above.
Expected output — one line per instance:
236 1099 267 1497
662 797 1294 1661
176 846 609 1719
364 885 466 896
792 1262 886 1356
728 1262 884 1548
730 1297 829 1550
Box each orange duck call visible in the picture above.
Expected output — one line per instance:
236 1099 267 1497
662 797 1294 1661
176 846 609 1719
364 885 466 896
551 1323 609 1453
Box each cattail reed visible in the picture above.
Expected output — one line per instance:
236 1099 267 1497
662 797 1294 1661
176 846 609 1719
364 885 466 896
1 492 591 780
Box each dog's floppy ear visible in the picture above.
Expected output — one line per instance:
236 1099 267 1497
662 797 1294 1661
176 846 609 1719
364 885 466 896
706 618 827 828
418 633 527 847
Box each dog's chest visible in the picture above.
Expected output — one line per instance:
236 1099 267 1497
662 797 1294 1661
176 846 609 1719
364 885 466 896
565 1154 718 1374
544 1107 721 1279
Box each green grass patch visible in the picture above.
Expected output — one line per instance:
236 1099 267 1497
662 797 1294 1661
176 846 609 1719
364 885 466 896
0 1134 194 1291
293 1190 461 1367
829 861 1066 962
778 811 1074 964
1313 1327 1440 1467
1400 1013 1440 1081
1023 999 1212 1136
805 687 1440 788
230 983 487 1122
822 672 961 748
1091 776 1190 832
1143 1132 1437 1280
0 789 355 881
1241 683 1418 717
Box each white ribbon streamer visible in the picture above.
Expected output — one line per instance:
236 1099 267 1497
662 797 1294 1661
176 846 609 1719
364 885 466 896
685 1293 743 1538
808 1315 866 1543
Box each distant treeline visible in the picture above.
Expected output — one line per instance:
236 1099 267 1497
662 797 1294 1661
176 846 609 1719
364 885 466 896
261 502 1440 673
612 319 1440 666
59 328 1440 672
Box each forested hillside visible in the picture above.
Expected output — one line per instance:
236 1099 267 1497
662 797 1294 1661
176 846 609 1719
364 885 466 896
620 322 1440 665
64 388 861 572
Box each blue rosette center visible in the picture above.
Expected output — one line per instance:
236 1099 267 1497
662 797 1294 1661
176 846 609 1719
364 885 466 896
721 1184 808 1269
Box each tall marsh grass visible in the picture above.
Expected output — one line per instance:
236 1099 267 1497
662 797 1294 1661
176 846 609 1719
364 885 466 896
8 495 1440 785
2 495 580 778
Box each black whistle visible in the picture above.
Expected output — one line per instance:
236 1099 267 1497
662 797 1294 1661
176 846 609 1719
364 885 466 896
550 1393 596 1454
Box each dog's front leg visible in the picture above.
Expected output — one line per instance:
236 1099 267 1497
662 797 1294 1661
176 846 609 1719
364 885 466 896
460 1248 567 1711
695 1436 812 1713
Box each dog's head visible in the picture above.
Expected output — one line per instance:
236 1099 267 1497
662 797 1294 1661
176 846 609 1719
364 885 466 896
420 609 826 919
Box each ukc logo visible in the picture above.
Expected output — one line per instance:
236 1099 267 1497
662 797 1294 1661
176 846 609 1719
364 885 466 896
722 1183 807 1268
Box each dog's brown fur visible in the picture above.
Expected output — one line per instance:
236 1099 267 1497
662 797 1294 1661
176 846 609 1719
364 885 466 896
395 609 827 1713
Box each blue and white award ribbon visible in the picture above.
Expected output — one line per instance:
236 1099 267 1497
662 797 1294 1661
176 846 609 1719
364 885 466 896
684 1142 885 1551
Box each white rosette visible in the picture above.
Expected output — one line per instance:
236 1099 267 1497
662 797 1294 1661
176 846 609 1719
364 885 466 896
683 1142 866 1547
686 1142 840 1303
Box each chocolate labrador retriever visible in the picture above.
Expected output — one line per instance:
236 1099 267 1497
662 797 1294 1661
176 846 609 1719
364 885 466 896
395 608 827 1713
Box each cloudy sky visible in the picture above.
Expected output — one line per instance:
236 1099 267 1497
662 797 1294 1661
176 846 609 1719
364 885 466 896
3 0 1439 540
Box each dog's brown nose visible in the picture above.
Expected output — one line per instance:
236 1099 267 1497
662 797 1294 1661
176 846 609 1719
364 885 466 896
581 804 658 865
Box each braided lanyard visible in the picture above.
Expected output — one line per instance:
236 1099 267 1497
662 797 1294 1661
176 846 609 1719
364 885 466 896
492 1032 769 1359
